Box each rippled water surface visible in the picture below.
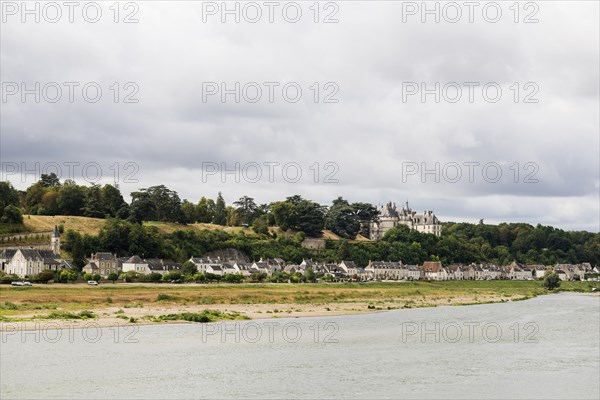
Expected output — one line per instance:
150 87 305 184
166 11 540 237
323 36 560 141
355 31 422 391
1 293 598 399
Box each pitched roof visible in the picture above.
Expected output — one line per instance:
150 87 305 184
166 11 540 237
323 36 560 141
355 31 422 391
43 257 61 265
126 255 144 264
422 261 443 272
84 261 100 271
19 249 44 261
1 249 17 260
369 261 402 269
94 252 116 261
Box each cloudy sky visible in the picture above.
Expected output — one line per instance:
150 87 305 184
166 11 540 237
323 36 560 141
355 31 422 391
1 1 598 231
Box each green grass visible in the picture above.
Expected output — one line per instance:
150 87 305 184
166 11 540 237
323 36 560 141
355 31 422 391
1 281 595 319
40 310 96 320
152 309 250 323
0 310 97 322
156 293 177 301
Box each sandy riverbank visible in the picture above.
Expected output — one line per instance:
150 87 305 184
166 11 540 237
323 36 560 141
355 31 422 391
2 281 597 331
0 293 554 331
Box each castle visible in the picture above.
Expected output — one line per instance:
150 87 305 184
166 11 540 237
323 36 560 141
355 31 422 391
370 202 441 240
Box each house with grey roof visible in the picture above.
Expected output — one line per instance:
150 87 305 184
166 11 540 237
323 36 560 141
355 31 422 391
3 248 64 278
189 256 224 274
83 252 119 278
365 261 404 280
122 255 150 274
507 261 533 280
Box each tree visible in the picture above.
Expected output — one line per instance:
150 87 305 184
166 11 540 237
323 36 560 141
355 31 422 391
57 184 86 215
213 192 227 225
252 214 270 235
1 205 23 224
41 189 59 215
181 260 198 276
39 173 61 188
101 184 127 217
129 185 184 223
35 270 55 283
271 201 297 231
197 197 216 223
337 239 351 260
63 230 86 271
60 269 78 283
128 190 154 223
0 181 20 219
224 273 243 283
181 200 198 224
226 206 241 226
107 272 119 283
98 219 131 255
250 272 267 283
83 184 104 218
128 224 163 258
234 196 258 225
168 271 182 281
542 272 561 290
149 272 162 282
295 200 326 237
352 202 379 237
325 197 360 239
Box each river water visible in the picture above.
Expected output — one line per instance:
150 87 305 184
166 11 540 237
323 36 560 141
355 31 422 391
1 293 598 399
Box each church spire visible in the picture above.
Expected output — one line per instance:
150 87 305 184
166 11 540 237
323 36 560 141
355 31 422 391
51 225 61 256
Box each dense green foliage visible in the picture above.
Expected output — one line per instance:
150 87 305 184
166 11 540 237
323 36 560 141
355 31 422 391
2 177 598 267
21 174 128 218
54 217 599 268
542 272 561 290
0 182 20 219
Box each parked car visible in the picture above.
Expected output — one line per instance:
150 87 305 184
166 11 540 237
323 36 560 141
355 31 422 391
11 281 24 286
22 281 32 286
87 280 99 285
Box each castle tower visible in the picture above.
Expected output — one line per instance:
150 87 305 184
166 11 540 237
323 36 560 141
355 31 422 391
51 225 61 255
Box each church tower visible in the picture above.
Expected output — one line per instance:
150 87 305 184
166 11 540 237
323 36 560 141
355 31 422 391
51 225 61 255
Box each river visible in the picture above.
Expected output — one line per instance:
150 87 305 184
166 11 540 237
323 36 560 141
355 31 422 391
1 293 598 399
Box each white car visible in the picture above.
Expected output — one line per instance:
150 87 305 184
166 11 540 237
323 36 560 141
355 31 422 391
87 280 99 286
11 281 24 286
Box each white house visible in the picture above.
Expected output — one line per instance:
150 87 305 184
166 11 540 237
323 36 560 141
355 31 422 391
422 261 447 281
122 255 150 274
365 261 404 280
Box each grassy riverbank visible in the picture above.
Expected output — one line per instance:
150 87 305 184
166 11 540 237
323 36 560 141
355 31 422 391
1 281 597 329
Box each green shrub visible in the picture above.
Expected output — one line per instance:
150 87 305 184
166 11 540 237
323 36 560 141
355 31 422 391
542 272 561 290
157 293 176 301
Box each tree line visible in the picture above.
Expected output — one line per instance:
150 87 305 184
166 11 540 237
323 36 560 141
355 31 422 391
60 218 599 272
3 175 379 239
2 176 599 267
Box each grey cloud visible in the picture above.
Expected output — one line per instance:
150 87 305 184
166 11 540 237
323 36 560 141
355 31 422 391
1 1 598 231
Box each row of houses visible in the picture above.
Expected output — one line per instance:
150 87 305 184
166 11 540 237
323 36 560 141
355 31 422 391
367 260 595 282
1 228 597 281
185 258 596 282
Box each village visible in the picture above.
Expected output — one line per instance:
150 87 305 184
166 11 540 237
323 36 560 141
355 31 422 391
0 226 597 283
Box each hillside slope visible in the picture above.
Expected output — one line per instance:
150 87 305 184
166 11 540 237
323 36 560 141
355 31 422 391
16 215 362 242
